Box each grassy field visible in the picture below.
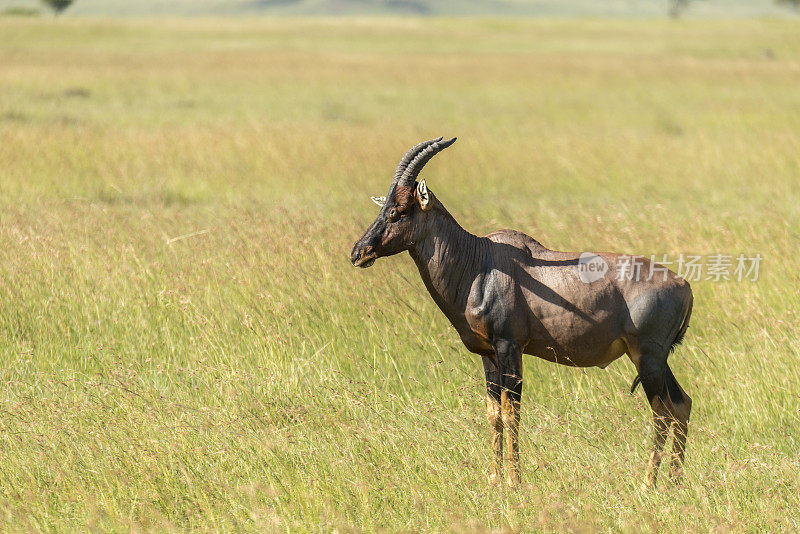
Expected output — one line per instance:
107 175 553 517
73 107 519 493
1 17 799 532
0 0 796 17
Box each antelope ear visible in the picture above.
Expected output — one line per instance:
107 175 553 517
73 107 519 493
416 180 430 211
370 196 386 207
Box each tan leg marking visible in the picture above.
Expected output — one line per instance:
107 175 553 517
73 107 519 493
644 397 670 489
486 394 503 485
501 390 521 488
668 384 692 483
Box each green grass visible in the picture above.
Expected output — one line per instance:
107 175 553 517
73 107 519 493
1 17 800 532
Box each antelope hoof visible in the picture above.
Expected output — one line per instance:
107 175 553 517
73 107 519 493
669 467 684 485
506 472 520 489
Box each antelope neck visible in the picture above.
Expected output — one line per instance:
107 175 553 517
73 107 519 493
409 203 488 319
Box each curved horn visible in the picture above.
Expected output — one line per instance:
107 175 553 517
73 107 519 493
393 137 443 183
398 137 457 186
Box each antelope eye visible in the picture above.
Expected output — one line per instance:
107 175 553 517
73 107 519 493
386 207 399 222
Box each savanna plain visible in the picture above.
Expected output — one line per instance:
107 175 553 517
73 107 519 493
1 16 799 532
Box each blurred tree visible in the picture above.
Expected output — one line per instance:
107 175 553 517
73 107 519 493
669 0 690 18
775 0 800 10
40 0 73 15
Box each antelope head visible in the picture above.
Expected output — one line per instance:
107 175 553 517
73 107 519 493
350 137 456 268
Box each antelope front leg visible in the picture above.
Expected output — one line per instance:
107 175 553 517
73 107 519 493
482 356 504 485
501 390 521 487
494 340 523 488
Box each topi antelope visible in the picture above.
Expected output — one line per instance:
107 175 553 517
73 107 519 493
350 137 693 488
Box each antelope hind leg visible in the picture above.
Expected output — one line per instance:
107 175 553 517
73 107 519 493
665 366 692 483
